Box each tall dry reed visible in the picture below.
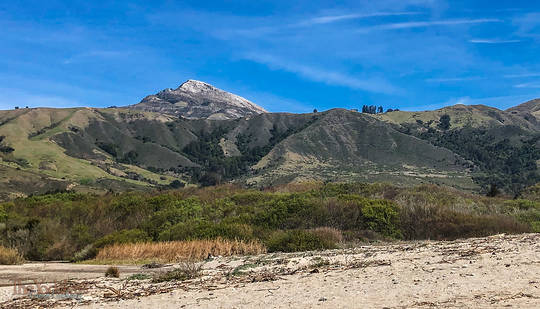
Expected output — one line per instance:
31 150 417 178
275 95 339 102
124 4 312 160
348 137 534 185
0 245 24 265
95 238 266 263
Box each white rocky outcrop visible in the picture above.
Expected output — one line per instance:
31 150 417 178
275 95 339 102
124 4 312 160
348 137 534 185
130 80 266 119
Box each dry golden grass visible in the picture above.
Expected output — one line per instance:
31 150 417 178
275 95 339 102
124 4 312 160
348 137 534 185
94 238 266 263
309 227 343 243
0 245 24 265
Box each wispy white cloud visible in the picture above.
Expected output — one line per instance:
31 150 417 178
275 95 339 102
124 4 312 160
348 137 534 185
514 82 540 88
469 39 521 44
358 18 501 32
426 76 483 82
444 96 472 105
221 11 422 38
504 73 540 78
244 53 401 94
302 11 421 26
513 12 540 37
63 50 132 64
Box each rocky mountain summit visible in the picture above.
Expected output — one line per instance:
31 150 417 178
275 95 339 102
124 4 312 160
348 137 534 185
130 80 267 119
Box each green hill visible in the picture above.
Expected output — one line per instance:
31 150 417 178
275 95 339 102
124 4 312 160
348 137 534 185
375 103 539 131
247 109 475 190
0 97 539 199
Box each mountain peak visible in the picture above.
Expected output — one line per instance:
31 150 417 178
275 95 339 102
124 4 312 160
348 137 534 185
130 80 266 120
178 79 215 93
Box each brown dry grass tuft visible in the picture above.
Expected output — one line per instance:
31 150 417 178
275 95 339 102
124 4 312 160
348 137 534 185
94 238 266 263
152 262 202 282
309 227 343 243
0 245 24 265
105 266 120 278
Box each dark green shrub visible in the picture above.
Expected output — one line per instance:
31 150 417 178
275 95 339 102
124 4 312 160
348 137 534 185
158 221 253 241
400 206 529 240
94 229 150 249
503 199 540 211
142 197 205 239
328 195 401 238
254 194 318 229
431 213 529 239
266 230 337 252
324 196 364 230
70 224 94 248
361 200 402 238
0 204 6 222
169 180 184 189
503 199 540 232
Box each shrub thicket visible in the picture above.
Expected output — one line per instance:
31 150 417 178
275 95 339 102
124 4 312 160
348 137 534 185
266 230 337 252
0 182 536 261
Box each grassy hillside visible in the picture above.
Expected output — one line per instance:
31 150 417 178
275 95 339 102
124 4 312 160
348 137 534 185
506 99 540 126
248 109 475 190
375 104 539 131
0 102 538 198
0 108 179 198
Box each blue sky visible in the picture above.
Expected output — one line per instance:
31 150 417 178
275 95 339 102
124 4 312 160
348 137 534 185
2 0 540 112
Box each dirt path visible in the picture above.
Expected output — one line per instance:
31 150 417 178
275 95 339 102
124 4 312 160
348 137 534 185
1 233 539 308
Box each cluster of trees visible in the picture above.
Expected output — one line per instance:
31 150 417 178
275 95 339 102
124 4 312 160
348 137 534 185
0 136 14 154
415 125 540 195
94 142 139 165
395 114 538 195
361 105 399 114
182 116 319 186
0 182 536 261
438 114 451 130
182 126 246 186
362 105 383 114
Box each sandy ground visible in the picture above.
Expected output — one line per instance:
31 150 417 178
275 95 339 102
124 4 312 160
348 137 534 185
0 263 149 287
0 233 539 308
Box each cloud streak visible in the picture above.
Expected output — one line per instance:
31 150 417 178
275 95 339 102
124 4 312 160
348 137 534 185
244 54 400 94
223 11 423 38
504 73 540 78
426 76 483 82
469 39 521 44
63 50 132 64
302 11 421 25
514 82 540 88
358 18 501 32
